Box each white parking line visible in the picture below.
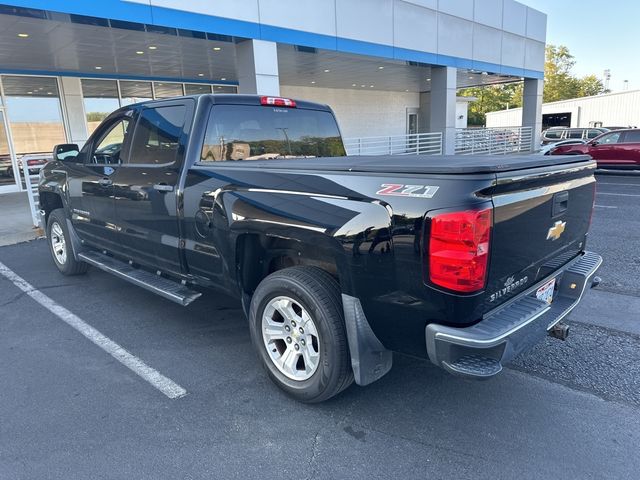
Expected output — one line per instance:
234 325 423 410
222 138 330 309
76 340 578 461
0 261 187 399
594 205 618 209
596 192 640 197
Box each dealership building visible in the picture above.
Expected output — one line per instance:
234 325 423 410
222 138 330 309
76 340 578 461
487 89 640 130
0 0 546 196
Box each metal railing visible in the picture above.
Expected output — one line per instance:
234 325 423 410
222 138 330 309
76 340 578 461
21 161 41 228
344 132 443 156
454 127 533 155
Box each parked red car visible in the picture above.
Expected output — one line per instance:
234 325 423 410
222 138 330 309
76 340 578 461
550 128 640 168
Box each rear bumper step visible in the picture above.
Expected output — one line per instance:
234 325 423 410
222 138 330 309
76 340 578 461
425 251 602 379
78 250 202 306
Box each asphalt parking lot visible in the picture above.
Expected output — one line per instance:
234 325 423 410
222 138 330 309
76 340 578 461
1 173 639 479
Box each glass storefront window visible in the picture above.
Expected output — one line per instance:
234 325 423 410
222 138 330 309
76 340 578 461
154 82 184 99
2 75 66 159
213 85 237 94
81 79 120 135
184 84 212 95
0 110 17 189
120 81 153 106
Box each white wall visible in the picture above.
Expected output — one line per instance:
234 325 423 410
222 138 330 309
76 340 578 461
486 107 524 127
280 85 419 138
486 90 640 128
129 0 546 73
456 102 469 128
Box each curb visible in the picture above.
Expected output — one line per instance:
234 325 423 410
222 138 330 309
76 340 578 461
596 169 640 176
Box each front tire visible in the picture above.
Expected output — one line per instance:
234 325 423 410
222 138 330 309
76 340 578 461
249 266 353 403
46 209 88 276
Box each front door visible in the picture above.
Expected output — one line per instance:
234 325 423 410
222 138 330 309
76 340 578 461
406 110 419 153
111 100 192 274
67 113 133 250
407 112 418 135
0 108 20 194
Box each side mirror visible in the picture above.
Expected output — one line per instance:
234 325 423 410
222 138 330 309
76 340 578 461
53 143 79 162
589 140 599 147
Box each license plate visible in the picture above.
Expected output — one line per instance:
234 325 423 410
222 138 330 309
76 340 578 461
536 278 556 304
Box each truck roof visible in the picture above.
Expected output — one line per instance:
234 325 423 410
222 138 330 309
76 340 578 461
122 94 332 112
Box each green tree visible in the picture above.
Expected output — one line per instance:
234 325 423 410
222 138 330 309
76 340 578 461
543 45 579 102
458 44 604 125
459 83 522 126
578 74 606 97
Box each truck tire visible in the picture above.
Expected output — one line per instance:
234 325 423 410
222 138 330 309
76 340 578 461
46 208 88 276
249 266 354 403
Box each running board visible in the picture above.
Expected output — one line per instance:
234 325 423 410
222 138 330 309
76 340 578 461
78 250 202 306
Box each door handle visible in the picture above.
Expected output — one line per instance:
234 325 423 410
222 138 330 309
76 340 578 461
153 183 174 193
552 191 569 216
98 177 113 187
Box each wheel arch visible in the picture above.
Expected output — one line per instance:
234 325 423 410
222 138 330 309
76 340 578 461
235 229 353 300
39 191 65 226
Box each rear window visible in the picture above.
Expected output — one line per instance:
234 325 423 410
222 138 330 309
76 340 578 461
200 105 345 162
622 130 640 143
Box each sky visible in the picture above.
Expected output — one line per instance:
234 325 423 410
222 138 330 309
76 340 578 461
523 0 639 92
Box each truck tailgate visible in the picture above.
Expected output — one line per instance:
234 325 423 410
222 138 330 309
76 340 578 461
484 157 596 309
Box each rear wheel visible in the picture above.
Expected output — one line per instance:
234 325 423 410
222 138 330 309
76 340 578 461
249 266 353 403
47 208 88 276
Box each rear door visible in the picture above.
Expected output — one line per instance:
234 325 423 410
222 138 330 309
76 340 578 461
617 130 640 166
111 99 193 274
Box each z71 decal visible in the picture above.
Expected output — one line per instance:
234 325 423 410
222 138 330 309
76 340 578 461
376 184 439 199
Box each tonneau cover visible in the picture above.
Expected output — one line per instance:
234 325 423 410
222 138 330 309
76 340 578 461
218 154 594 174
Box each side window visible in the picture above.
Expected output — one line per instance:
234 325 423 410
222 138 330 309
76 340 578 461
587 129 602 139
598 132 622 144
128 105 186 165
567 129 583 139
622 130 640 143
90 118 131 165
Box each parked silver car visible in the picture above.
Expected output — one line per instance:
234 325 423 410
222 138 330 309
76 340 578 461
541 127 608 145
538 139 586 155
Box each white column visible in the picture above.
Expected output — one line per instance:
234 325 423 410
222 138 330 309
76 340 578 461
236 39 280 96
418 92 431 133
429 66 457 155
59 77 89 148
522 78 543 151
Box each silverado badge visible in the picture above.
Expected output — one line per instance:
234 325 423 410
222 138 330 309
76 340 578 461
546 220 566 241
489 275 528 302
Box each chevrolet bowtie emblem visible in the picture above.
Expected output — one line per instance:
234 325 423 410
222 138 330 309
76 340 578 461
546 220 566 241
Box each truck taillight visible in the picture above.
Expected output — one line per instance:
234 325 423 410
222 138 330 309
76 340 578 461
260 96 296 107
427 208 492 293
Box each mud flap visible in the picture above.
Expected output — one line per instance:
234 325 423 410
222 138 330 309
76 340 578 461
341 294 393 386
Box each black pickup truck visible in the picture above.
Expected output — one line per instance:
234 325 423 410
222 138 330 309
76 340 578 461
39 94 602 402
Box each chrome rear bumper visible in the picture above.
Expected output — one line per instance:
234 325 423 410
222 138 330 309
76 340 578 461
425 251 602 379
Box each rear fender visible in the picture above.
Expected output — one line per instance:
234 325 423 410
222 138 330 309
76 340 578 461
226 190 395 386
224 190 394 297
